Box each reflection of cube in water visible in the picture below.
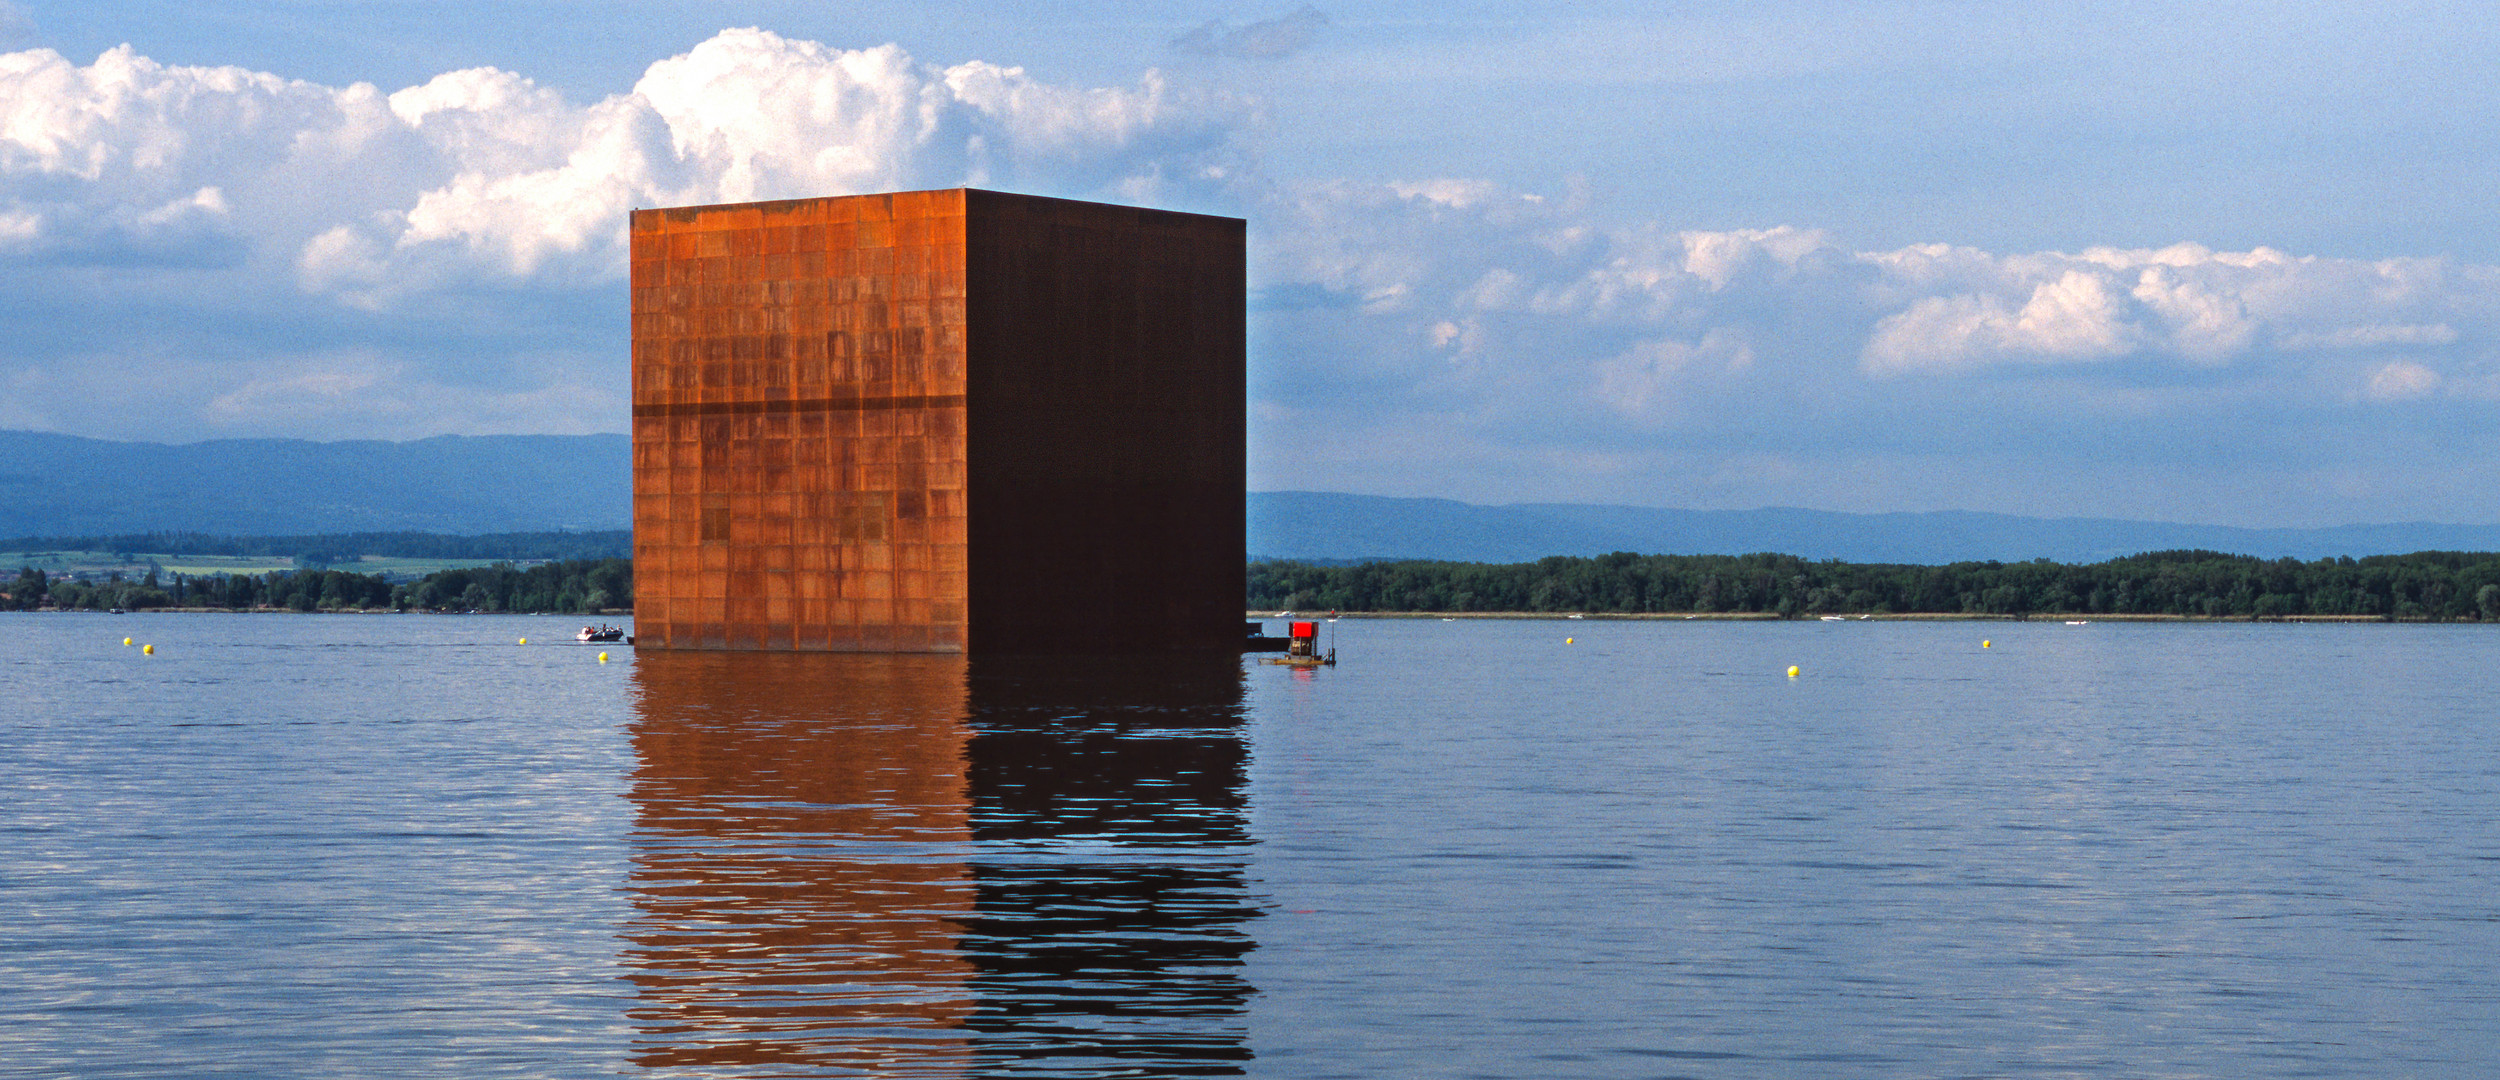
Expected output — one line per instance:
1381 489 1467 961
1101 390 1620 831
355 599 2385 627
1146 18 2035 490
629 189 1245 653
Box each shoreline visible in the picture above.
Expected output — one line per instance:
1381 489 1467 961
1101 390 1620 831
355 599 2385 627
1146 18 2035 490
1250 610 2420 624
11 608 2448 624
6 607 632 616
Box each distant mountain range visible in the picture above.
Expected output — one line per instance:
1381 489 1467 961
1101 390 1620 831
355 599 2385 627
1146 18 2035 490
6 431 2498 563
0 430 629 537
1247 491 2500 565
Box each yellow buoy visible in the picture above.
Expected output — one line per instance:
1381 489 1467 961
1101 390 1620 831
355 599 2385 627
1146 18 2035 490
1981 640 1991 649
518 637 528 645
122 636 133 646
1787 665 1799 678
142 644 154 655
1565 637 1574 644
597 651 609 663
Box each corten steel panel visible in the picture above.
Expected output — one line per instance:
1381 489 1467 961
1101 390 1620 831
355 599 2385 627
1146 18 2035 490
633 191 971 653
633 188 1244 653
963 191 1246 654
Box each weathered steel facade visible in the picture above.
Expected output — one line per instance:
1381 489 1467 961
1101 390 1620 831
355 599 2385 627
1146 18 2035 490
630 189 1245 653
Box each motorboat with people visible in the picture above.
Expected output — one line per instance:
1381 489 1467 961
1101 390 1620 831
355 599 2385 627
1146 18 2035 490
577 624 626 643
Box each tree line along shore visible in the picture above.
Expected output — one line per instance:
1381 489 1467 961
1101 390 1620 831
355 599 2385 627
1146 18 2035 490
13 546 2500 621
4 559 631 614
1249 550 2500 622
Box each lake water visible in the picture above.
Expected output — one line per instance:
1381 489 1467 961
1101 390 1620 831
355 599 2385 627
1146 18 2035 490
3 613 2496 1078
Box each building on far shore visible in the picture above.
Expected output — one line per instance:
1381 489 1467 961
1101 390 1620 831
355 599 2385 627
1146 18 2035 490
629 189 1245 653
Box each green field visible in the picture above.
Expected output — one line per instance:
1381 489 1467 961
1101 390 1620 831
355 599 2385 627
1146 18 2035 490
3 551 543 582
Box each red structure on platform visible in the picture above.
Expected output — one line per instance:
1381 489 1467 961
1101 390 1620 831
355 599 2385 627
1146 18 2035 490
629 188 1245 653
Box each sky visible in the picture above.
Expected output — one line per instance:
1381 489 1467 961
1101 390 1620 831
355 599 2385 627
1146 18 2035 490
3 1 2498 528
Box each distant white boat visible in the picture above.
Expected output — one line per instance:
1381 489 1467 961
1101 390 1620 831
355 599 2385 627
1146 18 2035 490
2066 620 2088 625
1819 615 1846 622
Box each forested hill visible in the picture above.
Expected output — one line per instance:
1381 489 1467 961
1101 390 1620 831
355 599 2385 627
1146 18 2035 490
0 531 630 562
0 431 628 536
1249 492 2500 565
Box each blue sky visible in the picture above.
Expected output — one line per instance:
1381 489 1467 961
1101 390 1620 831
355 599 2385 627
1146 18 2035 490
3 1 2498 527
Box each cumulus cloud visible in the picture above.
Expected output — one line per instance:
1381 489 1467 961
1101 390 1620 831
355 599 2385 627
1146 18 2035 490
0 30 1245 304
0 46 333 268
1254 184 2500 404
1171 7 1330 59
1851 242 2470 376
1863 269 2138 375
1245 178 2500 520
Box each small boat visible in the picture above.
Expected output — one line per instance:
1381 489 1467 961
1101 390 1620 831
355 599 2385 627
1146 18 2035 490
1819 615 1847 621
577 624 626 643
1259 619 1337 667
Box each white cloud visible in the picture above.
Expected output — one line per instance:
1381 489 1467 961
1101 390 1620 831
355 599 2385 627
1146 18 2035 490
1 31 1244 301
1170 7 1331 60
1386 178 1514 210
335 31 1233 299
0 45 340 265
1680 226 1826 291
1864 269 2136 375
1243 177 2500 520
2281 323 2460 351
1843 242 2498 378
2361 360 2441 402
1254 177 2500 409
2128 263 2254 363
1595 327 1754 421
